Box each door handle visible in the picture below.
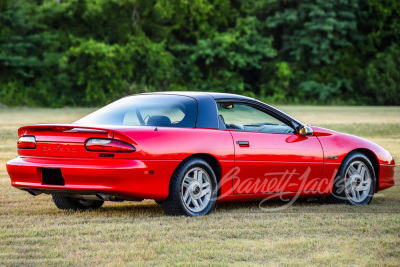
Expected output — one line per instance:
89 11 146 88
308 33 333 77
236 141 249 147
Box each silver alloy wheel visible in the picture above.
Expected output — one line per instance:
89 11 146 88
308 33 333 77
181 167 212 213
344 161 372 203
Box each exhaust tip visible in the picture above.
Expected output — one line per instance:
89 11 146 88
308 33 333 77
95 193 121 201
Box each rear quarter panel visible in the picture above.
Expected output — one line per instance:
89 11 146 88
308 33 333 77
114 127 235 197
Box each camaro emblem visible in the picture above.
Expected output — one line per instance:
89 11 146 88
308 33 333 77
42 146 76 152
99 153 114 157
327 156 338 160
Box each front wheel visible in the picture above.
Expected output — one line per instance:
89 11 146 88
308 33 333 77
327 152 376 205
52 195 104 211
161 158 218 216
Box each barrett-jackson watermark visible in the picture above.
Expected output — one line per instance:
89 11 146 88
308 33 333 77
212 166 376 212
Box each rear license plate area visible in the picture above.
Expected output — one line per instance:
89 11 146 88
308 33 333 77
41 168 65 185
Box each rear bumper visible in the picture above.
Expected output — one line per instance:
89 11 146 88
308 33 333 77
377 164 396 191
6 157 180 200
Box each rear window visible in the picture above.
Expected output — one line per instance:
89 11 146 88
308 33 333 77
74 95 197 128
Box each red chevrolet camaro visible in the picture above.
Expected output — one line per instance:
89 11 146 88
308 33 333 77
7 92 396 216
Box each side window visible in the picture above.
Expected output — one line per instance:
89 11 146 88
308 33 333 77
217 103 295 134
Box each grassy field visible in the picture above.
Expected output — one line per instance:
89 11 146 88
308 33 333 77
0 106 399 266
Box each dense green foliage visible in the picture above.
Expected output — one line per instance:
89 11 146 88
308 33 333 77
0 0 399 106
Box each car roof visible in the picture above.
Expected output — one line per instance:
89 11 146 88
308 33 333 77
138 91 256 101
136 91 304 129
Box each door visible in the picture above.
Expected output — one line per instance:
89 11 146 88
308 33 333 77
217 103 324 194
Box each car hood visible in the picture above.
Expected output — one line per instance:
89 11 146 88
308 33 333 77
311 126 395 165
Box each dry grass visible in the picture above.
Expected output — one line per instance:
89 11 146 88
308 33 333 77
1 106 399 266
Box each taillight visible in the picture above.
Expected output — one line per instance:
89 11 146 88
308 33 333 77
85 138 135 152
17 136 36 149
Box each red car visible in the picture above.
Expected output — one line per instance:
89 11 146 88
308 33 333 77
7 92 395 216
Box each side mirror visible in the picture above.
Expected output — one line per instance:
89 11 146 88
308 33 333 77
220 103 234 109
298 125 314 136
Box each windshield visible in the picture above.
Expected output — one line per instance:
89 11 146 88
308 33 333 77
74 95 197 128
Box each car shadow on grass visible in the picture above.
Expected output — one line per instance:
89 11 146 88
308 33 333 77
215 197 400 214
30 195 399 218
97 201 165 217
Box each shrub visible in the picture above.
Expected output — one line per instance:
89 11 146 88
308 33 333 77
364 44 400 105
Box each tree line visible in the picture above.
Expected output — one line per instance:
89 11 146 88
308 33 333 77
0 0 399 106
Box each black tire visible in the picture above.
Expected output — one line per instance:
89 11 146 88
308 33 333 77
326 152 376 205
161 157 218 216
52 195 104 211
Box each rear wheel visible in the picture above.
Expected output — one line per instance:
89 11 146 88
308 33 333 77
52 195 104 211
327 152 376 205
161 158 218 216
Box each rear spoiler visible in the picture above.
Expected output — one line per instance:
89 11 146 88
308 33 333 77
18 124 114 139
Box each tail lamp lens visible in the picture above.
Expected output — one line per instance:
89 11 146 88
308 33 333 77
17 136 36 149
85 138 135 152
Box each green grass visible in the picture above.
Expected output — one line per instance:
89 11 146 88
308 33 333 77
1 106 399 266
